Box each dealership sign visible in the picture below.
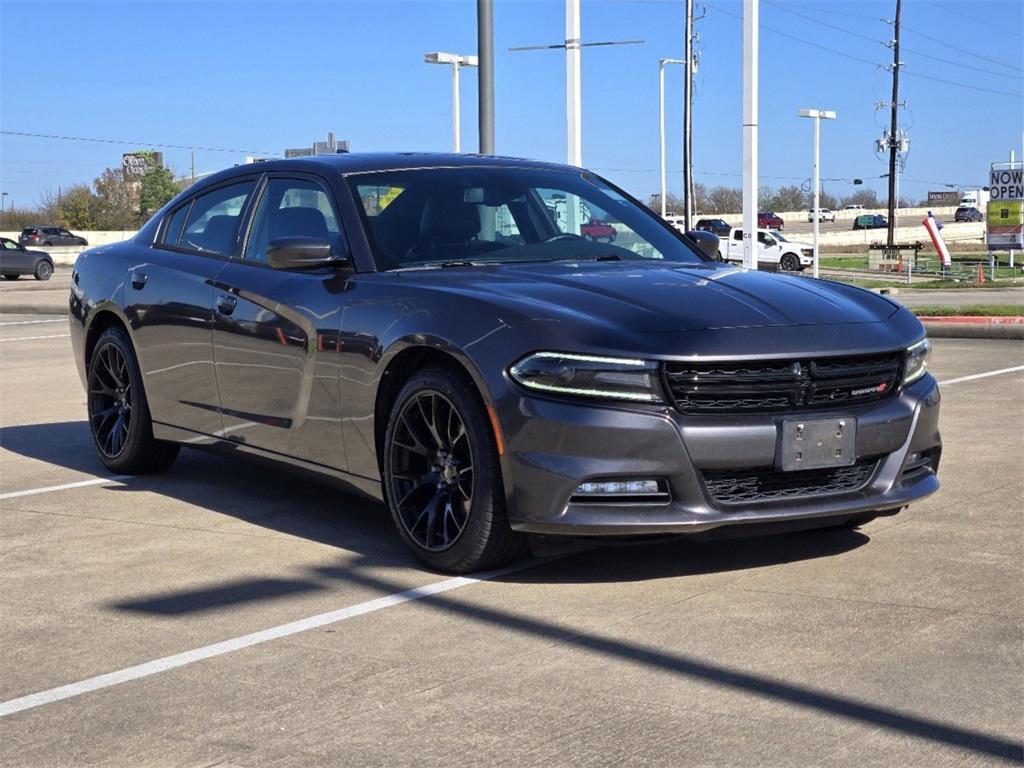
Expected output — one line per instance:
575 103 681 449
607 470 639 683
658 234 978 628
986 162 1024 251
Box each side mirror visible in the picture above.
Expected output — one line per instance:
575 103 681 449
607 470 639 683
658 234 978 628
684 229 720 260
267 237 351 270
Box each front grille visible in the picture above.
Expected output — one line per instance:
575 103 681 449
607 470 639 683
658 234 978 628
664 352 902 414
703 460 878 506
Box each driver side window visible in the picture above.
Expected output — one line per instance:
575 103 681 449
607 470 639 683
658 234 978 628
244 178 343 263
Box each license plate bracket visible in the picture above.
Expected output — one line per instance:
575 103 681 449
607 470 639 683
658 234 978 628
779 417 856 471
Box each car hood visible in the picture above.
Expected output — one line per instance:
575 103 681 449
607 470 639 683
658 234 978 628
403 261 901 332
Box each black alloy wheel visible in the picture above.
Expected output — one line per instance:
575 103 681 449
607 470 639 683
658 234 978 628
383 367 523 573
88 341 133 458
388 389 474 552
87 326 180 473
780 253 800 272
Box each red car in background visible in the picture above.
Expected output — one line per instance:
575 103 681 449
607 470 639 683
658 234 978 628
758 212 784 230
580 219 617 242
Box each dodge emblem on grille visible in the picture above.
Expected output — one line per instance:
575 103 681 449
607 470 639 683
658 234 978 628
851 382 888 397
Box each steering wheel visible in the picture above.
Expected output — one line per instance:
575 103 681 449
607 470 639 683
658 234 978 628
543 233 586 243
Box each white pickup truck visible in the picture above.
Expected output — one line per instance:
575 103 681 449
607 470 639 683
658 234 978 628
719 228 814 272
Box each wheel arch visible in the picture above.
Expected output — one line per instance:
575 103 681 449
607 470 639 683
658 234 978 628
373 341 498 473
84 307 133 369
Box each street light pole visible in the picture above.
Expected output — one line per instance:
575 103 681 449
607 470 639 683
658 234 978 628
659 58 684 219
742 0 758 270
798 108 837 279
424 52 479 153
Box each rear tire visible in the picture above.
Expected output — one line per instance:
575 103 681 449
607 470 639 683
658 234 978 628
383 366 524 573
87 326 180 474
34 261 53 281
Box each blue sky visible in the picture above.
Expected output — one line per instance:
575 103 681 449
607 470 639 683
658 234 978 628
1 0 1021 211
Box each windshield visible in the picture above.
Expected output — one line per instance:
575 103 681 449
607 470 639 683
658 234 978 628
349 166 704 270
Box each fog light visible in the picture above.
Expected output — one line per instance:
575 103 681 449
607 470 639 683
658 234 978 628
575 480 661 495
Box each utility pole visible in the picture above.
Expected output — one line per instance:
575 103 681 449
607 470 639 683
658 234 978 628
885 0 902 251
683 0 695 230
191 151 195 185
477 0 495 154
741 0 758 270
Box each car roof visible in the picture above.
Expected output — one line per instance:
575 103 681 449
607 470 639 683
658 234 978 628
193 152 575 188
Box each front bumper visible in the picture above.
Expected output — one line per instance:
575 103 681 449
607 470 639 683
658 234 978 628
501 374 941 536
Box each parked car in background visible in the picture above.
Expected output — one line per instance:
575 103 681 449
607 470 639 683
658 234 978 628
19 226 88 247
954 206 984 223
0 237 54 280
69 152 940 573
853 214 887 230
843 204 865 211
757 212 784 230
580 218 617 242
807 208 836 223
662 214 686 232
695 218 732 237
720 228 813 272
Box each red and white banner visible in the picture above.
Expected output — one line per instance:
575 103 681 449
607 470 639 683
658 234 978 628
922 212 951 269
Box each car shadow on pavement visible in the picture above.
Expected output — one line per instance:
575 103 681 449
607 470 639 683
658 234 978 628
5 421 872 588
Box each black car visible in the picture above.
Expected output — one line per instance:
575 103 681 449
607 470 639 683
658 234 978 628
20 226 88 247
954 206 983 223
0 237 53 280
853 214 887 230
69 153 941 573
695 218 732 237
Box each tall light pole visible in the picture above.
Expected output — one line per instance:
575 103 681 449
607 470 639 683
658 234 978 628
424 52 479 153
0 192 8 213
742 0 759 270
477 0 495 154
798 109 837 279
659 58 685 219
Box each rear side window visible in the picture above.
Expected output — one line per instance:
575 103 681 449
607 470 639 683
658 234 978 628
178 181 255 256
162 203 192 247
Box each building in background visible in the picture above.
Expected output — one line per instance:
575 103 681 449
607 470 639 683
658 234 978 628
284 132 350 158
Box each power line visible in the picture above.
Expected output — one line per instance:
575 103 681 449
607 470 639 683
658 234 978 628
707 3 1022 100
706 4 883 68
901 22 1023 74
930 1 1020 35
0 130 277 155
763 1 1020 81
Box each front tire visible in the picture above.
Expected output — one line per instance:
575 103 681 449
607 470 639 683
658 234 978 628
383 367 523 573
87 326 180 474
780 253 800 272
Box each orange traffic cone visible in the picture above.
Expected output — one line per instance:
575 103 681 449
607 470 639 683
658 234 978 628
978 263 985 283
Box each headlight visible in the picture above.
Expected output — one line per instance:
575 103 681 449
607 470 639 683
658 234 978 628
509 352 663 403
903 338 931 385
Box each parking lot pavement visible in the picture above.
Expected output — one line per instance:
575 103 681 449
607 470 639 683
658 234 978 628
888 289 1024 309
1 335 1021 767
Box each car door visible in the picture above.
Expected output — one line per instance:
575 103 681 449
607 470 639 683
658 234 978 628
210 173 349 469
0 239 28 273
757 231 782 265
124 178 257 437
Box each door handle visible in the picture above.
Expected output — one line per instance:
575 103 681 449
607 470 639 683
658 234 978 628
129 270 148 290
217 294 237 316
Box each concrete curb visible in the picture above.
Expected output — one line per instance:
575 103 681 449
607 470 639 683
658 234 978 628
1 302 69 316
915 316 1023 324
921 320 1024 340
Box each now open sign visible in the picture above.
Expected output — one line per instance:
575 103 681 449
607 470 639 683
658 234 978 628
989 166 1023 200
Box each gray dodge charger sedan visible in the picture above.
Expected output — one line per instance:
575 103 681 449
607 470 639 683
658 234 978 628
70 153 940 572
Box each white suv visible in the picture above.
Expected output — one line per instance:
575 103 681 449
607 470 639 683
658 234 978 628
807 208 836 222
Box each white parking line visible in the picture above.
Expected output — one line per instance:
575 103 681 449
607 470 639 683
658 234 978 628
0 334 70 342
0 319 66 326
939 365 1024 386
0 560 539 718
1 361 1022 718
0 477 128 501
